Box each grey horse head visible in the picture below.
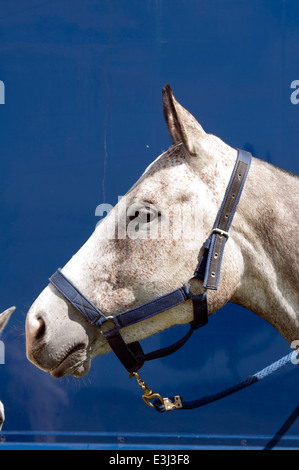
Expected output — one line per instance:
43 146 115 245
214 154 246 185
0 306 15 431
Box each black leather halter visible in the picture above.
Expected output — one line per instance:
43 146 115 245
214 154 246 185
49 149 251 407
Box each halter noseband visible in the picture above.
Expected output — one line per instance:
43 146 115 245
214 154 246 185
49 149 252 411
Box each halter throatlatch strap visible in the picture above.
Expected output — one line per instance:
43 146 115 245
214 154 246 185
49 148 252 410
194 149 251 288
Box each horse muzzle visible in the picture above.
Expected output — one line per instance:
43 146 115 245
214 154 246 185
26 303 91 378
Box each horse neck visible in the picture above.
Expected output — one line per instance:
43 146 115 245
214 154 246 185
232 157 299 344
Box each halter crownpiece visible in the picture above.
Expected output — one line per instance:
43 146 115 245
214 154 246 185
49 149 252 411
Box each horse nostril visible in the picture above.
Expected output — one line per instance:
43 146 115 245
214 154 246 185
27 314 46 346
35 316 46 341
26 311 48 366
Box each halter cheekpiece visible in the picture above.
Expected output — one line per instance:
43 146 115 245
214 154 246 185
49 149 252 411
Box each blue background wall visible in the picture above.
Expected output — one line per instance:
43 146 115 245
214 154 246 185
0 0 299 449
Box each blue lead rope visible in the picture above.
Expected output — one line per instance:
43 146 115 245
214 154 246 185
153 351 297 412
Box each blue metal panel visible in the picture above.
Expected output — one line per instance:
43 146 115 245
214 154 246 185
0 0 299 449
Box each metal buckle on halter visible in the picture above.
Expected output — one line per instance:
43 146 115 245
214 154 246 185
99 315 117 335
132 372 183 411
210 228 229 239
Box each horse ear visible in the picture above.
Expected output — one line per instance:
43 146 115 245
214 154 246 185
0 307 15 333
162 84 208 157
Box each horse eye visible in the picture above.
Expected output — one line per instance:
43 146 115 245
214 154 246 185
128 207 159 224
138 208 155 223
128 211 139 222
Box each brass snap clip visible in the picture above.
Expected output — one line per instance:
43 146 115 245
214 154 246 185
132 372 182 411
132 372 164 408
